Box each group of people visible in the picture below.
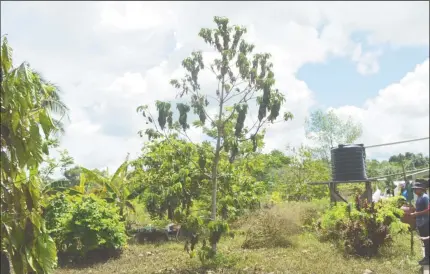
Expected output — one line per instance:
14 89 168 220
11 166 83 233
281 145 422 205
402 179 429 266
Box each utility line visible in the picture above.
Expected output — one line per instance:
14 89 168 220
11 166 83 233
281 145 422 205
369 167 429 180
365 137 429 149
308 167 430 185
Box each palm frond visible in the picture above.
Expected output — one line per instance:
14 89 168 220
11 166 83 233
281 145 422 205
111 160 129 185
41 98 69 118
80 167 108 184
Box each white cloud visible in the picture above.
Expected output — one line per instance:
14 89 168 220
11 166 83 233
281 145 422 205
332 59 429 160
1 1 428 173
97 2 178 32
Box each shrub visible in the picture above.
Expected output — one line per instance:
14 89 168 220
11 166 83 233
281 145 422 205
318 195 409 257
44 194 127 264
299 199 330 228
197 244 238 270
241 203 304 249
44 193 75 250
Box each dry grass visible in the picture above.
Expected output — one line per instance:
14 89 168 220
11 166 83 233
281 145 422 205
55 201 425 274
240 202 325 249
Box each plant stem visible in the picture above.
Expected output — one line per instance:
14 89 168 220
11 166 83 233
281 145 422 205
211 76 225 253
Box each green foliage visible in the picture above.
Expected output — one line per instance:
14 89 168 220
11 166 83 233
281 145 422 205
272 146 330 201
40 148 75 193
389 152 429 169
1 36 68 273
208 220 229 246
134 136 210 220
197 245 238 270
44 194 127 260
196 220 235 269
44 194 74 250
133 136 268 224
136 17 294 254
318 196 409 257
65 158 139 225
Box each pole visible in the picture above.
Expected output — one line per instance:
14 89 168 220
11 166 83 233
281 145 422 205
365 181 372 203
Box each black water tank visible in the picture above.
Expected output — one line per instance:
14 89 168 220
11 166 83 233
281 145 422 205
331 144 368 182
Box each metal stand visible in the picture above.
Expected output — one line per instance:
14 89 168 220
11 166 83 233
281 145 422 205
365 181 372 203
310 180 374 204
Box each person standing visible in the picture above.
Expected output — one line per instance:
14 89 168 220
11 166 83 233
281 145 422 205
410 181 429 265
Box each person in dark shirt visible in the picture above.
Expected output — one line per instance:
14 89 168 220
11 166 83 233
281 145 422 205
410 181 429 265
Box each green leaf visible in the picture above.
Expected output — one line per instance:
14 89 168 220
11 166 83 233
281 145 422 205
34 233 58 273
11 111 20 134
42 142 49 155
25 247 37 272
1 36 13 72
11 250 25 274
39 110 54 138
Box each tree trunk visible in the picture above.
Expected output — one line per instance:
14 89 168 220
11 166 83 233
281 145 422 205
1 251 10 274
210 78 225 253
167 205 173 220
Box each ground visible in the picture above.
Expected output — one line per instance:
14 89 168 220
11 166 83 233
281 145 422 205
56 232 424 274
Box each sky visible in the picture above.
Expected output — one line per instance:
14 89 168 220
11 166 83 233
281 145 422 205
1 1 429 173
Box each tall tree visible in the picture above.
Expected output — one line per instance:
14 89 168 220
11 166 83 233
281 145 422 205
1 37 68 273
305 109 362 162
137 16 292 252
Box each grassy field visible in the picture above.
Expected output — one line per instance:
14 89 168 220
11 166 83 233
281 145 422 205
55 201 426 274
55 233 424 274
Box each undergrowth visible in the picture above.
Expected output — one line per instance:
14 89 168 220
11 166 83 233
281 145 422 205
318 195 409 257
241 200 328 249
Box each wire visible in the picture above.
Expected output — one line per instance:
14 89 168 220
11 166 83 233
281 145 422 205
368 167 429 180
365 137 429 149
308 167 430 185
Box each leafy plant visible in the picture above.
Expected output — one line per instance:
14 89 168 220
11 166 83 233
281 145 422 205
44 194 127 264
134 137 211 221
44 193 74 250
1 36 68 274
272 146 330 201
67 158 140 224
197 237 238 270
318 195 409 257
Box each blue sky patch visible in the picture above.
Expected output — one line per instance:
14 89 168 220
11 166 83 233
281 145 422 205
297 45 428 109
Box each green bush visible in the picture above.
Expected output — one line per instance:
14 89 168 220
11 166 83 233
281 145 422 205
318 196 409 257
44 193 75 251
44 194 127 263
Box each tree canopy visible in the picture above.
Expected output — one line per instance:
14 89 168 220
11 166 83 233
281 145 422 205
305 109 363 161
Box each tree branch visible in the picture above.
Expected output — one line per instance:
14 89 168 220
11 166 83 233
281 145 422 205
222 86 257 127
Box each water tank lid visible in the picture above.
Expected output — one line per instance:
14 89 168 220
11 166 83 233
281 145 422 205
335 144 364 149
